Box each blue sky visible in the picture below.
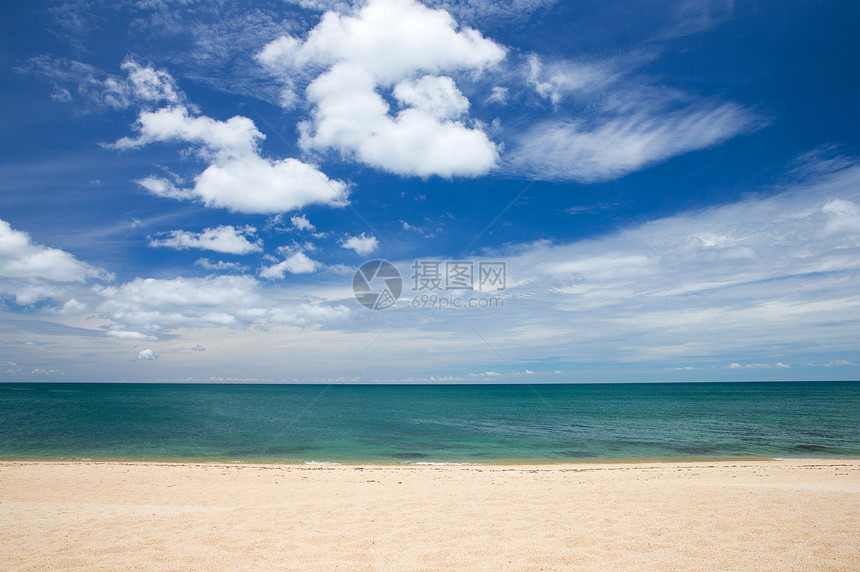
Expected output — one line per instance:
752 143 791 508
1 0 859 382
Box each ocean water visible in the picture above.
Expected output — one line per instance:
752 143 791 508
0 382 858 463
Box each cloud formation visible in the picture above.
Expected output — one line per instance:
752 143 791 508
260 250 322 278
86 62 349 214
0 218 108 305
258 0 505 177
95 275 348 339
137 349 158 360
340 233 379 255
510 101 760 182
506 48 764 182
112 103 349 213
20 57 184 109
491 165 860 366
149 225 263 255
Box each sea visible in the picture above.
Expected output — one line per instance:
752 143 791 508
1 381 858 464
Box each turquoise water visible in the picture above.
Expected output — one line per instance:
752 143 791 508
0 382 858 463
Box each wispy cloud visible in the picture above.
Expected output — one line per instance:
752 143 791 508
481 164 860 369
507 100 762 182
195 258 249 273
19 56 185 111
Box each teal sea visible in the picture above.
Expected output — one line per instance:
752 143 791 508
1 382 858 463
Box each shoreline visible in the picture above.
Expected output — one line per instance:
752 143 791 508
2 459 858 569
1 454 858 466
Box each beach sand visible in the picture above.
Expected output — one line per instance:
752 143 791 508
1 460 858 570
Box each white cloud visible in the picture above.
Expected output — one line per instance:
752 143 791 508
486 86 508 105
112 105 260 156
817 360 859 367
727 362 790 369
340 233 379 255
508 101 760 182
149 225 263 255
111 89 349 213
119 60 183 106
137 349 158 361
20 56 184 110
258 0 505 177
194 258 248 272
505 46 763 182
393 75 470 119
293 0 559 25
0 218 108 305
290 215 316 232
822 199 860 236
95 274 348 339
525 53 629 105
260 251 322 279
112 330 156 341
58 298 88 315
482 164 860 367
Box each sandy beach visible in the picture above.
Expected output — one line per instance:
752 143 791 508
0 459 858 570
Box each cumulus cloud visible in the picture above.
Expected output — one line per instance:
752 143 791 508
393 75 470 119
149 225 263 255
340 233 379 255
137 349 158 360
0 218 108 305
105 62 349 214
260 250 322 278
95 274 348 339
116 105 349 213
258 0 505 177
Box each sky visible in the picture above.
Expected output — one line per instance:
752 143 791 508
1 0 859 383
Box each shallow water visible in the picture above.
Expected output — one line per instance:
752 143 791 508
0 381 858 463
